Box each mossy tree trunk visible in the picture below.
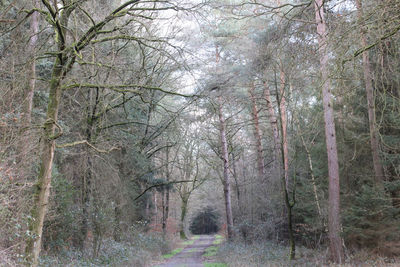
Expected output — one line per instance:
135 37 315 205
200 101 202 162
25 4 75 264
25 55 66 267
180 196 188 239
24 1 145 264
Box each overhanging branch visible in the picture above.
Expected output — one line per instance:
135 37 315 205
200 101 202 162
134 180 193 201
56 140 118 153
354 24 400 57
62 83 195 97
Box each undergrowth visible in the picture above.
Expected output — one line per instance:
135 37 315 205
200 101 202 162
216 241 400 267
204 246 219 257
37 233 169 267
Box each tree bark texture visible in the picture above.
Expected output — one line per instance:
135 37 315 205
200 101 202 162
275 73 296 260
264 82 281 179
248 84 265 180
279 70 289 191
218 97 234 240
24 1 82 263
19 0 39 168
80 100 96 248
24 2 39 125
314 0 344 263
300 135 322 217
162 146 171 236
180 197 188 239
25 57 64 267
230 149 242 213
355 0 385 183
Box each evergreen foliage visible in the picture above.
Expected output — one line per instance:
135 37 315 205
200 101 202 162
190 207 220 235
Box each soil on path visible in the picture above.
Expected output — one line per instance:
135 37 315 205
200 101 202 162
154 235 216 267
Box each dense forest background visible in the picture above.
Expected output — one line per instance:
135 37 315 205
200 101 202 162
0 0 399 266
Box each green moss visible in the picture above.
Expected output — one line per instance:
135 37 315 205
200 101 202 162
162 247 183 259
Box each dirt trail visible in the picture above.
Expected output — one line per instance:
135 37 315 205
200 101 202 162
154 235 215 267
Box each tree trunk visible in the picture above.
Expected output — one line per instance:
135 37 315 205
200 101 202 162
24 2 80 263
114 149 126 242
162 146 171 236
248 84 265 180
162 190 166 235
19 1 39 168
231 150 242 213
279 70 289 190
81 84 101 248
300 135 322 217
275 72 295 260
25 57 65 267
80 121 94 249
264 82 281 178
180 197 188 239
24 1 39 126
217 97 234 240
314 0 344 263
113 199 122 242
355 0 385 183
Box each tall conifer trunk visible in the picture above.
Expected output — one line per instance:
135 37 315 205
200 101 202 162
215 45 234 240
314 0 344 263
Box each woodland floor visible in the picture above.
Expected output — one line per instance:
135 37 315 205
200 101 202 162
153 235 222 267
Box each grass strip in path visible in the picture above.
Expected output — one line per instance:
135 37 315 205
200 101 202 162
162 247 184 259
160 235 200 259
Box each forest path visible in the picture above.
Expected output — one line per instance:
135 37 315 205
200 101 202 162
154 235 216 267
